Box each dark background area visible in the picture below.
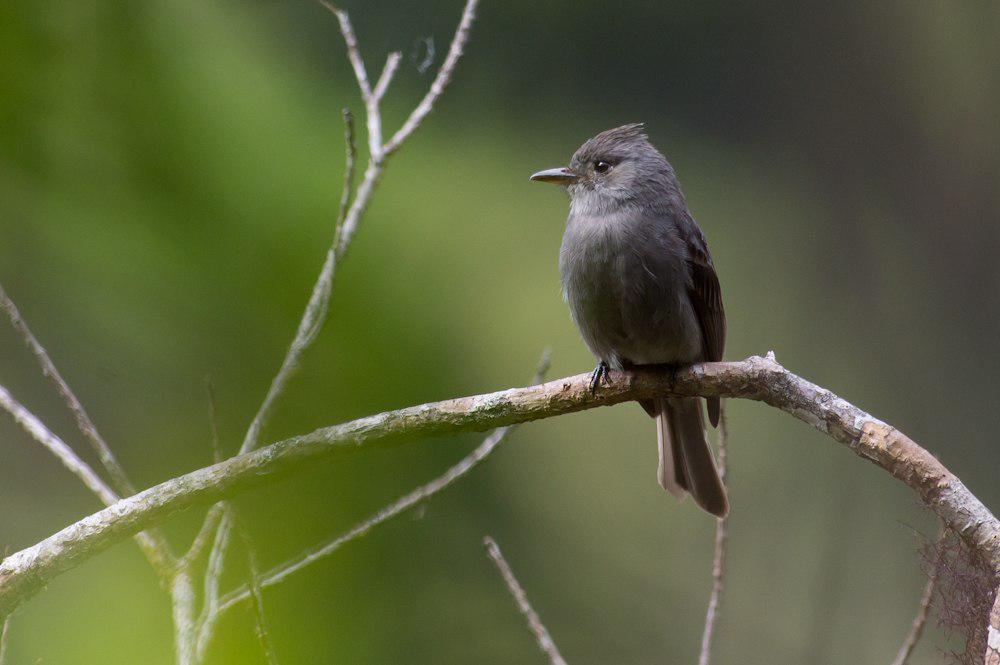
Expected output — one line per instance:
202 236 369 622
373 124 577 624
1 1 998 662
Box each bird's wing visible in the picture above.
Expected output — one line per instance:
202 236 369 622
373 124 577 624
683 216 726 426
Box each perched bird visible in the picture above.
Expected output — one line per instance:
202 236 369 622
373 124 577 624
531 123 728 517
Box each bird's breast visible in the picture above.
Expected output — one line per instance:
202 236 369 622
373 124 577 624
559 210 701 367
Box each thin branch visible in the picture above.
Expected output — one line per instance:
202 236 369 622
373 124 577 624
0 615 9 665
319 1 371 99
320 2 384 158
235 517 279 665
179 504 225 570
205 378 223 464
3 357 1000 620
195 506 233 661
0 282 137 497
483 535 567 665
332 108 358 249
372 52 402 104
193 103 360 655
0 383 170 574
171 569 198 665
0 284 176 575
383 0 479 156
333 0 479 255
698 404 730 665
891 525 946 665
192 2 479 651
210 350 552 620
0 384 119 505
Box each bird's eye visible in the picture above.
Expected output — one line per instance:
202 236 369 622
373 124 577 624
594 160 612 173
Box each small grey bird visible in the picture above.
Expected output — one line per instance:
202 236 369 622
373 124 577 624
531 123 728 517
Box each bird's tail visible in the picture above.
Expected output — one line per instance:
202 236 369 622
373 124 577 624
655 397 728 517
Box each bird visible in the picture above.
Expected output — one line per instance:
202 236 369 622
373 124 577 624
530 123 728 517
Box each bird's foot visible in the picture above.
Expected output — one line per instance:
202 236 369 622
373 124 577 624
589 361 610 394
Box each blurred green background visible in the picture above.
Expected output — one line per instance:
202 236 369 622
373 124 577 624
1 1 998 663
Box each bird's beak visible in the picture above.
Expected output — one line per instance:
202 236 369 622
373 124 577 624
529 167 578 185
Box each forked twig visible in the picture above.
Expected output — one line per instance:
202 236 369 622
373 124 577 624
0 284 174 574
179 503 225 571
483 536 568 665
205 378 223 465
195 104 360 658
698 404 730 665
0 383 170 573
194 0 480 653
196 505 233 661
211 350 550 620
0 283 137 497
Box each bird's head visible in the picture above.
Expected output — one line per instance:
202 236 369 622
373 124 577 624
530 123 677 213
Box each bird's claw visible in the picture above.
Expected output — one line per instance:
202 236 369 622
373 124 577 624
589 361 609 394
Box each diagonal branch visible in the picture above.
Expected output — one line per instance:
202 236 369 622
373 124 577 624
237 107 357 460
195 505 233 661
208 350 551 623
483 535 568 665
0 283 137 497
2 355 998 631
0 383 171 575
193 2 482 652
319 1 371 100
372 52 402 105
0 284 175 574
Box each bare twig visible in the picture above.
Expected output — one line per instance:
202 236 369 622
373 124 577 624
193 103 360 657
210 350 551 620
0 384 119 505
179 504 225 571
238 99 358 463
320 2 383 158
332 0 479 256
0 615 10 665
383 0 479 157
891 525 946 665
0 284 174 575
171 570 198 665
332 108 358 249
483 535 567 665
320 1 371 99
235 517 279 665
192 2 481 653
196 506 233 661
205 378 223 464
0 383 170 574
698 404 730 665
0 282 137 497
372 52 402 104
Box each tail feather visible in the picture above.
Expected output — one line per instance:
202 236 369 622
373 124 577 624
655 397 728 517
656 406 687 499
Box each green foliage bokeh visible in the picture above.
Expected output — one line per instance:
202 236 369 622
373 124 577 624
1 1 998 663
